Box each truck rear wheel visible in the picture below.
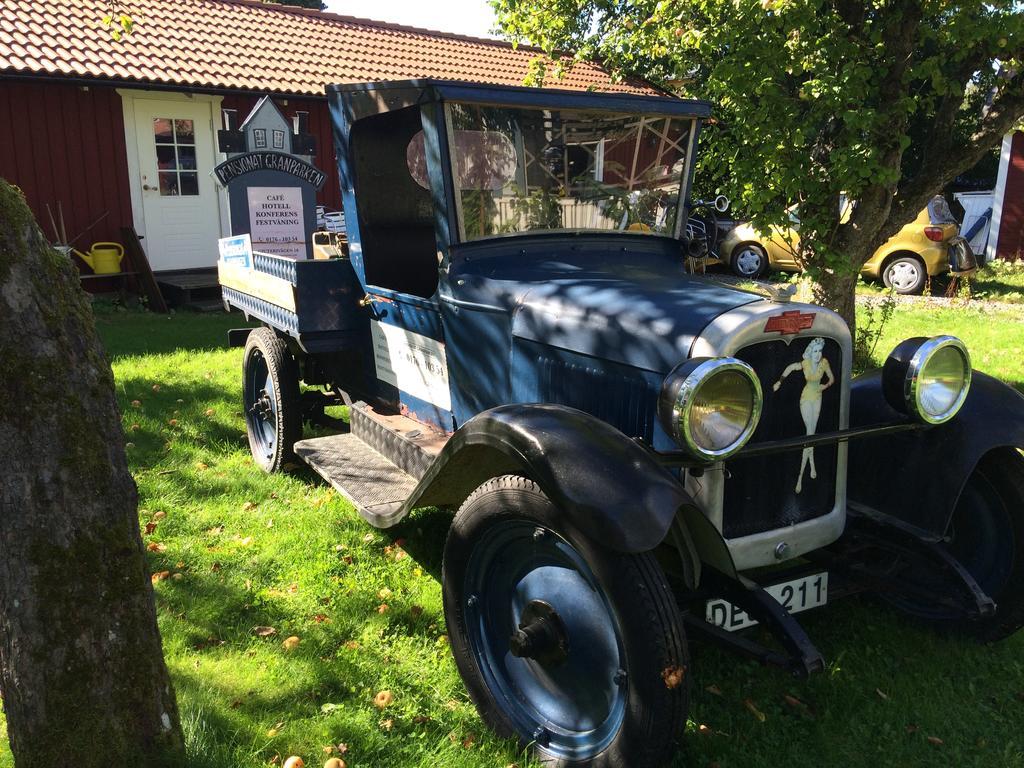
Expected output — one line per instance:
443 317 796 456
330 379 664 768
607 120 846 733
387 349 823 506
242 327 301 473
442 475 689 768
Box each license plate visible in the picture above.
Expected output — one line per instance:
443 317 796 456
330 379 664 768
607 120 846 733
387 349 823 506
705 572 828 632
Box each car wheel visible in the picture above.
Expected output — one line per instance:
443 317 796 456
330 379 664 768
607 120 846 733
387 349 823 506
884 450 1024 642
881 255 927 295
242 327 301 472
442 475 689 768
731 243 768 279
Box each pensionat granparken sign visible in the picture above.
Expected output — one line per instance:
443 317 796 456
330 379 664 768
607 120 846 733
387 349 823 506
214 151 326 190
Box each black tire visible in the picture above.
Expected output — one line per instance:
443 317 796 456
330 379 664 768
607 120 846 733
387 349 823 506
881 254 927 295
442 475 689 768
888 450 1024 641
730 242 769 279
242 327 301 473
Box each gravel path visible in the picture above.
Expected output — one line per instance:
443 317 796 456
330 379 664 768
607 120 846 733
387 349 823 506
855 291 1024 317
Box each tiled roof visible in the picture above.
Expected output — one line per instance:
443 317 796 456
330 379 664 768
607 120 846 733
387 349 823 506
0 0 660 96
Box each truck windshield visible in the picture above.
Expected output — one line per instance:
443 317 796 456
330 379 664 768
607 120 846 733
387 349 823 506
439 103 693 242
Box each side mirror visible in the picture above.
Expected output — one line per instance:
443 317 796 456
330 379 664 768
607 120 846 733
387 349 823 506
714 195 730 213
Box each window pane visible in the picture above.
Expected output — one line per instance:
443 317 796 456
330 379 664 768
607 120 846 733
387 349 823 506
158 172 179 196
179 172 199 196
153 118 173 143
174 119 195 143
156 145 177 170
176 145 197 170
447 104 692 240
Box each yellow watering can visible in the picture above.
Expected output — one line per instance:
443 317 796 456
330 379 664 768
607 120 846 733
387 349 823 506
73 242 125 275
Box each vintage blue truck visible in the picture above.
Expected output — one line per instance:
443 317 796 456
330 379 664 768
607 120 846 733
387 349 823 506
219 79 1024 768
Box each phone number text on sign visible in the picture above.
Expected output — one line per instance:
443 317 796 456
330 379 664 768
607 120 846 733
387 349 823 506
371 321 451 412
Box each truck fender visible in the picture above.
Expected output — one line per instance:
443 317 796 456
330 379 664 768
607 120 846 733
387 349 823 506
401 404 734 576
847 370 1024 536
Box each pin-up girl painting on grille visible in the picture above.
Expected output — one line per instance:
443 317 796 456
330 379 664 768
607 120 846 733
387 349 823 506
773 337 835 494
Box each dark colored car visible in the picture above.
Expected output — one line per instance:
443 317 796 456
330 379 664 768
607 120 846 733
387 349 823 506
220 79 1024 768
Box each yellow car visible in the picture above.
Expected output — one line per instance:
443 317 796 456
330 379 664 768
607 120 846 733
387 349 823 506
717 197 971 294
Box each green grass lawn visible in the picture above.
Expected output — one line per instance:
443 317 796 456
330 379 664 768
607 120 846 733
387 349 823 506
2 301 1023 768
966 260 1024 304
860 298 1024 391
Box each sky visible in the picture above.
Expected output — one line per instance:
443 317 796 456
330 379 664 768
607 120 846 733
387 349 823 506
323 0 498 38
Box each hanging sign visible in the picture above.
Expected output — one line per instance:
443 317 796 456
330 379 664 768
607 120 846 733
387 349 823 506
214 151 326 189
217 97 323 260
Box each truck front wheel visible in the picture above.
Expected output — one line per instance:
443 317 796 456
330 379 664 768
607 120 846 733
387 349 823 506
242 327 301 473
442 475 689 768
886 450 1024 641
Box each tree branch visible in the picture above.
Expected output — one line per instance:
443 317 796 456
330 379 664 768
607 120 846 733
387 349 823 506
892 77 1024 227
916 61 976 175
834 1 921 253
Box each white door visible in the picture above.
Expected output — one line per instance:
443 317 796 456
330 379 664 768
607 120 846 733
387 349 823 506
132 98 222 271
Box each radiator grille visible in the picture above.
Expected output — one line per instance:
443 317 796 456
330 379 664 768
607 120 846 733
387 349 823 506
722 337 843 539
536 356 657 441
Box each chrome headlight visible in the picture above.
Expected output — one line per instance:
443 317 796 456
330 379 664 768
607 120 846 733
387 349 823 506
658 357 763 461
882 335 971 424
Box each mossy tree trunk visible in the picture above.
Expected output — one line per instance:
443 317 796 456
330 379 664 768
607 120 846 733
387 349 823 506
0 180 184 766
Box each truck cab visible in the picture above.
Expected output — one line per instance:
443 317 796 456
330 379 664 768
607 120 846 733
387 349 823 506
327 80 712 434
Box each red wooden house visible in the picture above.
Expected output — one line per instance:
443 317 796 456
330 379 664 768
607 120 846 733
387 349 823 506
0 0 654 278
990 131 1024 262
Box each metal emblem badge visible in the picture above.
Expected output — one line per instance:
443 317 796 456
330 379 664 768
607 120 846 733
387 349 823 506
764 310 816 336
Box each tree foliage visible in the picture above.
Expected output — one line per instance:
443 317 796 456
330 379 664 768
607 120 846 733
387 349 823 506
493 0 1024 322
102 0 134 40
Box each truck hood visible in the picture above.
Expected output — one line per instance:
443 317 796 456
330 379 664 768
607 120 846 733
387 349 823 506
449 248 765 373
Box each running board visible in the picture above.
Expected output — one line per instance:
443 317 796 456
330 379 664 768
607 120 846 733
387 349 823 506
293 403 448 528
349 404 447 479
294 433 416 528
